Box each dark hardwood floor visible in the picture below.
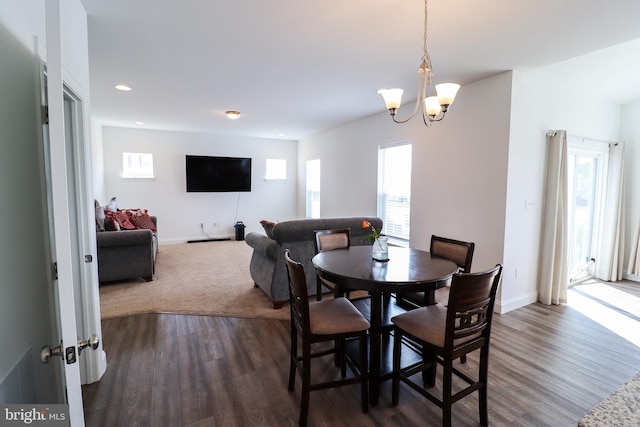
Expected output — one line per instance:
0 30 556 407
83 280 640 426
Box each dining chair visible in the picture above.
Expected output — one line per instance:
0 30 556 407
397 235 475 309
391 264 503 427
284 249 369 427
313 228 351 301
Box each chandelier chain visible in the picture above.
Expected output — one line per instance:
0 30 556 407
421 0 433 86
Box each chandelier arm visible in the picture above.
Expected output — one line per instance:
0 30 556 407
390 71 427 123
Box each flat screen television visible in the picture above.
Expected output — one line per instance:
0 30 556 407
185 155 252 192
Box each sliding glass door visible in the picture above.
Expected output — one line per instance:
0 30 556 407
567 139 608 283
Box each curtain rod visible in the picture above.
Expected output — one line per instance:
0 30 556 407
568 134 617 146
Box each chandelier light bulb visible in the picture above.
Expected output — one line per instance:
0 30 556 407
435 83 461 107
377 89 404 111
425 96 442 117
225 111 241 120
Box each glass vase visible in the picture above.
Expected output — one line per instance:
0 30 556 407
372 236 389 261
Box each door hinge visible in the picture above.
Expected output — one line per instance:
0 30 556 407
42 105 49 125
52 262 58 280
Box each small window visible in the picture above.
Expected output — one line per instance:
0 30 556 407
122 152 154 178
306 159 320 219
265 158 286 180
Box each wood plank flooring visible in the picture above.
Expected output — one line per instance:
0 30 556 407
82 280 640 426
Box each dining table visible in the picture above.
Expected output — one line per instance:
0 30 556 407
311 245 458 405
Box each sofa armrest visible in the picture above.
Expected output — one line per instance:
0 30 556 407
245 232 279 260
97 229 154 248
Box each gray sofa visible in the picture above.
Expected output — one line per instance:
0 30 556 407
97 216 158 283
245 217 383 308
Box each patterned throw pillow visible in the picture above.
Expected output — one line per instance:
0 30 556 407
130 213 157 232
260 220 276 239
105 210 136 230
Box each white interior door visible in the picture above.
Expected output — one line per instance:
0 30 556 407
0 11 84 427
43 0 86 424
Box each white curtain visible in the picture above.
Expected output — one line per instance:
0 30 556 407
538 130 569 305
595 142 625 281
629 210 640 276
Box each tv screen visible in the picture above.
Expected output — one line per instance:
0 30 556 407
185 155 252 192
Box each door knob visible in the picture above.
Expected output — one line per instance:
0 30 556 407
40 342 64 364
78 334 99 355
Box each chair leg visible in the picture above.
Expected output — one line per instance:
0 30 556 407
340 338 347 378
299 341 311 427
421 350 438 387
288 328 297 391
478 348 489 426
442 358 454 427
359 332 369 414
391 329 402 406
316 280 322 301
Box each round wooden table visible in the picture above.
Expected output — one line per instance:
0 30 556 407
312 245 458 405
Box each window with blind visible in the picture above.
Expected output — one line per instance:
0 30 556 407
378 142 412 243
306 159 321 219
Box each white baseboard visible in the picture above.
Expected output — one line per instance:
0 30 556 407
496 291 538 314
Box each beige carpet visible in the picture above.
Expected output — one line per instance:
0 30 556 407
99 240 289 320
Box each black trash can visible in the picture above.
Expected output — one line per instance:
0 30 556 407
234 221 246 241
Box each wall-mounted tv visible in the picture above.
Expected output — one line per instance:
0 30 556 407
185 155 252 192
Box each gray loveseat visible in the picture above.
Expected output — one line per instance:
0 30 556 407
245 217 383 308
97 216 158 283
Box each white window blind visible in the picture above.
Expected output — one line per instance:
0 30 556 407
265 158 286 180
378 143 412 242
122 152 154 178
306 159 320 219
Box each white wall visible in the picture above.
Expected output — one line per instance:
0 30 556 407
299 72 512 303
620 99 640 280
100 126 298 243
503 67 623 311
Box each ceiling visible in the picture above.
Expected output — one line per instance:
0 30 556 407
79 0 640 141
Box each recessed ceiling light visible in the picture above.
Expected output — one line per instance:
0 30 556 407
114 84 132 91
135 122 144 125
225 110 241 120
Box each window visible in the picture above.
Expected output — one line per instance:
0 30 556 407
306 159 320 219
122 152 154 178
265 158 286 180
378 142 412 243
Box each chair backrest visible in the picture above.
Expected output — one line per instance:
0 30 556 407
445 264 502 356
285 249 310 331
430 235 475 273
314 228 351 253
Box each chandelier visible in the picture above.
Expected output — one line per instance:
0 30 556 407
377 0 460 127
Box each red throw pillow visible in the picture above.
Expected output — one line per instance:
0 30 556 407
131 213 157 232
105 210 136 230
